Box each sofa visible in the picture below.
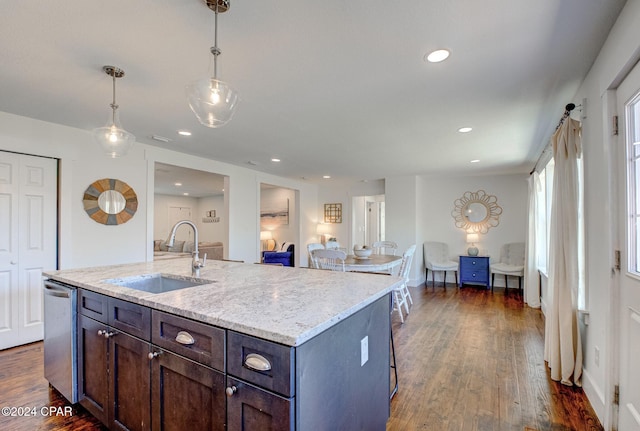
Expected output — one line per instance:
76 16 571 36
154 240 224 261
262 243 295 267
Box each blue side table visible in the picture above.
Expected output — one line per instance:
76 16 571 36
459 256 490 289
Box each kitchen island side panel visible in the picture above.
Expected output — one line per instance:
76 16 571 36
295 293 391 430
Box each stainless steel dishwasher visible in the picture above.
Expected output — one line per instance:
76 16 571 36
43 279 78 403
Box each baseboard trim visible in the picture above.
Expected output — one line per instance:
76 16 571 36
582 367 606 425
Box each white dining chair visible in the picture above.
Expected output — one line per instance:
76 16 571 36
312 249 347 272
307 243 324 269
392 245 416 323
372 241 398 256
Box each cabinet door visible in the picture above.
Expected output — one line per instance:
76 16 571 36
78 315 109 425
226 377 293 431
151 349 225 431
110 331 151 431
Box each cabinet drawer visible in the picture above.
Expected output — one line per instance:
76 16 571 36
152 310 225 371
227 331 294 397
79 289 108 323
108 297 151 341
461 257 488 270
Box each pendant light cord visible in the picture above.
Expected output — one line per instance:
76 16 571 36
110 70 118 124
211 2 221 79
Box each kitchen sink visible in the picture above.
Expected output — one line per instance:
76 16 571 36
103 273 214 294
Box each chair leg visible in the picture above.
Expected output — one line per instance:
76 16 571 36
389 320 398 400
431 270 436 291
393 290 405 323
504 274 508 291
455 271 458 288
491 273 495 290
443 271 447 288
519 276 522 292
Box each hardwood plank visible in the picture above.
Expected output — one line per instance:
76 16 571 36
387 284 603 431
0 342 106 431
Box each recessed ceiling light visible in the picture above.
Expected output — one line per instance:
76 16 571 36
458 127 473 133
271 158 281 162
151 135 171 142
323 175 331 179
425 49 450 63
183 192 189 196
177 130 192 136
174 182 182 186
470 159 480 163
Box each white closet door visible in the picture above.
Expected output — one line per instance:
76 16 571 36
0 151 57 350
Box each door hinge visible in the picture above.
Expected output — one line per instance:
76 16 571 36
613 115 619 136
614 250 621 271
614 385 620 406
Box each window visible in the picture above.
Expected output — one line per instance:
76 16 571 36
626 92 640 274
535 158 554 275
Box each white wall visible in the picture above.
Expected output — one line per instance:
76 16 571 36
566 0 640 426
0 111 318 269
154 194 225 244
260 186 297 249
418 173 528 283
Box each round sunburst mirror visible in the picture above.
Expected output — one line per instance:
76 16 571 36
451 190 502 234
83 178 138 225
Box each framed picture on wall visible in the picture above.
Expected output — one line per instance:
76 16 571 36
261 198 289 225
324 203 342 223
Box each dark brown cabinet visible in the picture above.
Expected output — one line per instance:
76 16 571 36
226 377 293 431
78 290 152 431
76 289 391 430
78 314 109 424
79 290 227 431
151 349 225 431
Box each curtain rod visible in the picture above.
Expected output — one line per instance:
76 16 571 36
529 102 579 175
554 103 576 132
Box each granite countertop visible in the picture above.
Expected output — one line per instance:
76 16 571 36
43 259 402 347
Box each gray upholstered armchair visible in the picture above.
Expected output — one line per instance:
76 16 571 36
423 241 458 289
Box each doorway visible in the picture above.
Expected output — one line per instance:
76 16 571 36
352 195 385 248
153 162 227 256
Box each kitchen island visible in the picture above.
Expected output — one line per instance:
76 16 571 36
43 258 402 431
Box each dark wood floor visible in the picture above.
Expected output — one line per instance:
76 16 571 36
388 283 602 431
0 284 602 431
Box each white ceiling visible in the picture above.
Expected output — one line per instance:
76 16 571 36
0 0 627 184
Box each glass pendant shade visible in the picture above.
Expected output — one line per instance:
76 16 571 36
186 77 239 128
92 109 136 158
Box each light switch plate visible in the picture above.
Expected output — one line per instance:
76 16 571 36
361 336 369 366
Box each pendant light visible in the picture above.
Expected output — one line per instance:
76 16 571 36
186 0 239 128
92 66 135 158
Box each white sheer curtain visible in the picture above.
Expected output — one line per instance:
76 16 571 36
524 173 541 308
543 117 583 386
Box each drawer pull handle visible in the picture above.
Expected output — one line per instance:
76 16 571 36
175 331 195 345
148 351 161 360
244 353 272 372
226 386 237 397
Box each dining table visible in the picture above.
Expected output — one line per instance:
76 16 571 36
343 254 403 273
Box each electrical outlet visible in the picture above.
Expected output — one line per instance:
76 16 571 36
361 336 369 366
595 346 600 366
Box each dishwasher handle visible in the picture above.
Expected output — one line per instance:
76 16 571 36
44 282 72 298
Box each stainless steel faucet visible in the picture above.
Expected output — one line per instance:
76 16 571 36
166 220 206 276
